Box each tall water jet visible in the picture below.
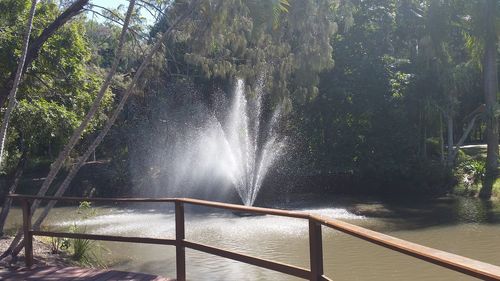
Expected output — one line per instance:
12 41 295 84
226 79 286 205
131 78 286 206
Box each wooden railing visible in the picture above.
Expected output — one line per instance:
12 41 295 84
9 194 500 281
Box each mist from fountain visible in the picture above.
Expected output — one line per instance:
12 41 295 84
140 78 286 206
226 79 286 205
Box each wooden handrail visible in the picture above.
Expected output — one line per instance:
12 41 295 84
7 194 309 218
8 194 500 281
314 216 500 281
179 197 310 219
32 231 177 246
7 194 178 203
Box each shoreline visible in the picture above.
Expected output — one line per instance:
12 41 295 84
0 236 73 269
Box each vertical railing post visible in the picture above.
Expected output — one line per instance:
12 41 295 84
309 218 324 281
21 199 33 267
175 201 186 281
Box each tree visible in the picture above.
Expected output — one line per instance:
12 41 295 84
0 140 28 236
4 0 199 259
0 1 111 236
479 0 499 198
173 0 338 104
1 0 138 259
27 7 195 241
0 0 89 108
289 0 487 193
0 0 37 167
120 0 341 199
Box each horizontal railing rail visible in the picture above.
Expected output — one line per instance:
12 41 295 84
8 194 500 281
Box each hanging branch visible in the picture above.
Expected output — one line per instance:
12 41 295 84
136 0 167 18
135 2 159 21
84 7 148 52
84 6 148 40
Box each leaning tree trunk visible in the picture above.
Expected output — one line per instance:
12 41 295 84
1 0 137 259
0 0 89 108
479 0 499 199
0 147 28 236
0 0 37 167
7 0 200 258
450 115 480 163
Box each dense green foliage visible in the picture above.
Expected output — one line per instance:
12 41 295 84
0 0 112 173
128 0 497 196
0 0 498 199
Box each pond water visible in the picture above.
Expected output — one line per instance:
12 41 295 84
4 196 500 281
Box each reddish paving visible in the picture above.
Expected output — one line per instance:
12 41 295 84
0 266 173 281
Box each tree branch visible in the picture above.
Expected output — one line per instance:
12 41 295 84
0 0 90 108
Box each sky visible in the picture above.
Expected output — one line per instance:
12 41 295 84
88 0 155 25
90 0 129 10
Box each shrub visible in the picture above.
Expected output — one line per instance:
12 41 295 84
455 160 486 194
68 201 106 267
49 236 70 254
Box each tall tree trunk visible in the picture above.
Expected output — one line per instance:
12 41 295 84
440 113 445 164
446 111 454 167
6 1 200 258
479 0 499 199
1 0 137 260
422 116 427 160
0 0 37 167
0 0 89 108
0 147 28 236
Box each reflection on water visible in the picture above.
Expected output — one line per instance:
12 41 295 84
4 196 500 281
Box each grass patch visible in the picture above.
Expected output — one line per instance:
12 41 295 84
69 224 107 268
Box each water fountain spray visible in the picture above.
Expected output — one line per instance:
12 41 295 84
142 78 286 206
225 79 286 205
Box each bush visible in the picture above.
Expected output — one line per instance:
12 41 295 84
49 236 70 254
69 224 106 267
454 159 486 195
67 201 106 267
459 160 485 186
